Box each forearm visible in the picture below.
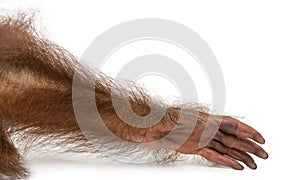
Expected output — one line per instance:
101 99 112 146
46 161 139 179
93 83 169 143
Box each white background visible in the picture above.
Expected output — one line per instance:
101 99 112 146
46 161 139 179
1 0 299 179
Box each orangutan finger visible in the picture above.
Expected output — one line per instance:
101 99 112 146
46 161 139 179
208 140 256 169
197 148 244 170
207 140 229 154
220 116 265 144
214 131 268 159
226 148 257 169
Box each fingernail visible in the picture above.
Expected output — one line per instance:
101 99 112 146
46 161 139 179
236 165 244 170
260 151 268 159
261 137 266 144
251 163 257 169
257 136 265 144
264 152 269 159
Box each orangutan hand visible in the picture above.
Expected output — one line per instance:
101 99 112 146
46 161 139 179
143 108 268 170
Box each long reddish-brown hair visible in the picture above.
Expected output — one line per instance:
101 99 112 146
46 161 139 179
0 12 213 179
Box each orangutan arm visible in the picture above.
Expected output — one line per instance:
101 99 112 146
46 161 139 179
0 14 268 179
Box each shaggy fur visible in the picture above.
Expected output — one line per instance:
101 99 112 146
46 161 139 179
0 13 215 179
